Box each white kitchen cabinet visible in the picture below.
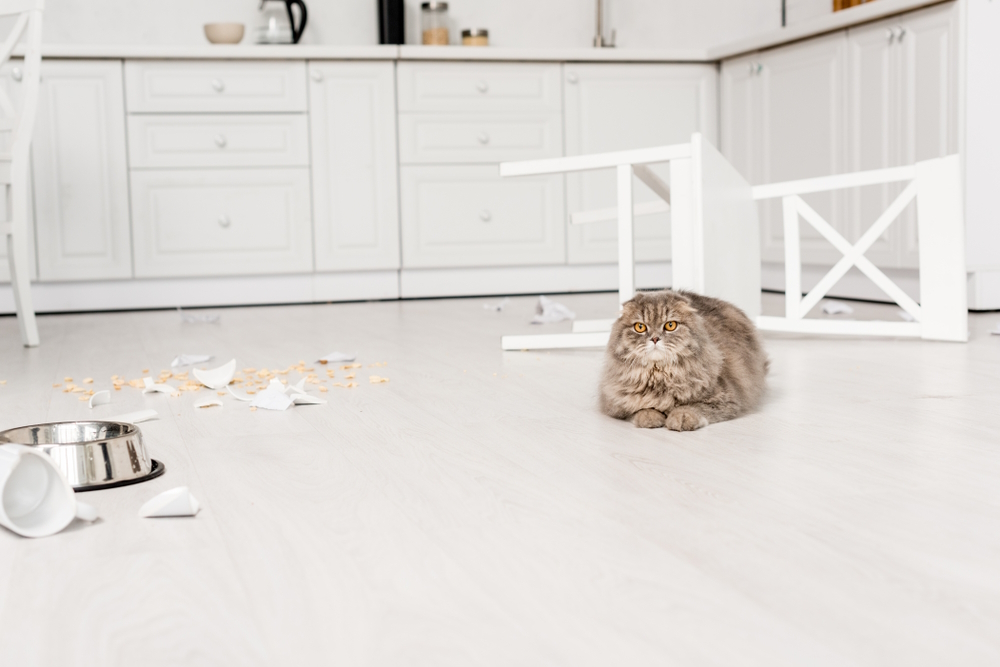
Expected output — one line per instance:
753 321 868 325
562 64 717 265
400 165 565 269
28 60 132 281
130 168 313 278
309 61 400 272
397 62 562 113
397 113 562 165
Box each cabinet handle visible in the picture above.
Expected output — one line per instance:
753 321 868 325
310 70 324 82
886 28 895 43
567 72 578 84
10 67 21 82
748 62 755 74
476 80 488 93
214 134 227 148
894 26 906 42
477 132 490 145
479 209 492 222
211 78 225 92
217 215 231 228
755 63 763 75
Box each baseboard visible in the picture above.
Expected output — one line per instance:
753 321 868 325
399 262 671 299
0 270 400 314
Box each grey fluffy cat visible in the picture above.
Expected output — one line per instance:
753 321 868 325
599 290 768 431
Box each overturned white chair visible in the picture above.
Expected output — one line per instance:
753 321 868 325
0 0 43 347
498 134 967 350
499 133 761 351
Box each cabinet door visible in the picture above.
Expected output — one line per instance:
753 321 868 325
0 63 36 283
846 17 901 267
756 33 848 265
309 61 400 272
720 52 760 187
895 2 960 267
30 60 132 281
563 64 717 265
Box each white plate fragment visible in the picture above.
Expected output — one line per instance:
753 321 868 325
178 308 219 324
171 353 213 368
821 300 854 315
318 352 357 364
250 386 294 411
226 386 253 402
291 394 326 406
110 409 159 424
139 486 201 518
287 378 308 396
88 390 111 409
194 397 223 409
193 359 236 390
531 295 576 324
483 297 510 312
142 377 180 397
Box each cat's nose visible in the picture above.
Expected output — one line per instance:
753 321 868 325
651 337 660 344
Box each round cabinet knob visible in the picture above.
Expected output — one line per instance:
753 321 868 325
214 134 227 148
894 26 906 42
477 132 490 145
886 28 895 43
10 67 22 82
476 80 488 93
217 215 231 228
567 72 579 84
748 62 756 74
756 63 763 75
310 70 324 83
479 209 492 222
211 78 225 93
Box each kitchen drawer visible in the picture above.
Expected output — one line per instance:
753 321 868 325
125 61 307 113
128 114 310 168
401 165 565 268
397 63 562 113
131 168 313 278
398 113 563 164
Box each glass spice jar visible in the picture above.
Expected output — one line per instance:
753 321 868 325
421 2 449 45
461 28 488 46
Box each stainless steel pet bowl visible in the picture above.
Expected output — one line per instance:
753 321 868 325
0 421 165 492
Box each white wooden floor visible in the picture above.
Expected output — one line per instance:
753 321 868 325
1 292 999 666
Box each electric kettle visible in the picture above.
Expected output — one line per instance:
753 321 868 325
255 0 308 44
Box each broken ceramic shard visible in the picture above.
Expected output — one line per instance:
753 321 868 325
110 409 159 424
483 297 510 312
226 386 253 402
139 486 201 518
88 390 111 409
291 394 326 406
287 378 308 395
193 359 236 390
193 397 223 409
821 300 854 315
250 387 294 411
171 353 213 368
318 352 357 364
142 377 180 396
531 295 576 324
177 308 220 324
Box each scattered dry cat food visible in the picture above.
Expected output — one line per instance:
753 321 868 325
345 373 355 380
52 383 61 387
341 364 361 370
83 378 93 384
369 375 389 384
64 377 73 382
319 386 328 392
332 382 358 389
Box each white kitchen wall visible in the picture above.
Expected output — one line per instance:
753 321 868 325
29 0 817 50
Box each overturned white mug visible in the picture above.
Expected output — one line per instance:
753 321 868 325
0 444 98 538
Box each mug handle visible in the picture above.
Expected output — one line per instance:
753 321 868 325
75 501 98 522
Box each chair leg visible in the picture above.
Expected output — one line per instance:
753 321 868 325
7 229 39 347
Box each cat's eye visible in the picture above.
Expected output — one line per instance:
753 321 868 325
633 322 647 333
664 321 678 332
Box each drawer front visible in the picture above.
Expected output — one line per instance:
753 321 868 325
125 61 308 113
401 165 565 268
128 114 310 168
397 63 562 113
131 168 313 278
398 113 563 164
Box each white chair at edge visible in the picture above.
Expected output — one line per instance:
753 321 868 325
0 0 43 347
498 136 967 350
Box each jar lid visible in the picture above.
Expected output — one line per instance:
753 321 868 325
461 28 489 38
421 1 448 10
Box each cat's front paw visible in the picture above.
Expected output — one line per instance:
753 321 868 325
665 406 709 432
632 408 666 429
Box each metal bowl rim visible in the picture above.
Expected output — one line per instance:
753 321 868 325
0 420 139 446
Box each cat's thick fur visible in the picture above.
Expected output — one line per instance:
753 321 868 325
599 290 768 431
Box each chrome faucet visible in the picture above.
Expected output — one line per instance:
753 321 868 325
593 0 616 48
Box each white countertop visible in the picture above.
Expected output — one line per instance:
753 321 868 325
23 0 950 64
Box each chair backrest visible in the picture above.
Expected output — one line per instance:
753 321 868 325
0 0 43 166
752 155 967 342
